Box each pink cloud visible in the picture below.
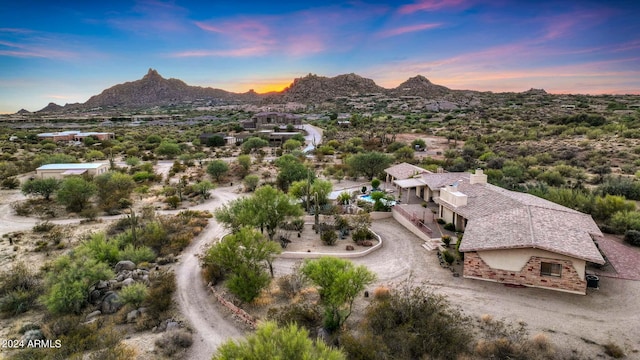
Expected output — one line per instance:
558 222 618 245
398 0 468 14
171 46 268 58
377 23 442 38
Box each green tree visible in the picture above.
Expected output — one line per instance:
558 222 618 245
21 178 60 201
206 135 225 147
207 160 229 182
593 194 636 222
85 149 105 161
243 174 259 192
42 251 114 314
346 152 393 180
283 139 303 152
275 154 314 192
237 154 252 177
394 146 415 162
241 137 269 154
301 257 376 330
95 172 135 212
212 321 345 360
155 141 182 158
193 180 214 199
203 227 281 301
215 185 303 240
56 176 96 212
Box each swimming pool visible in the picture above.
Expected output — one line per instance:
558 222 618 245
359 193 396 206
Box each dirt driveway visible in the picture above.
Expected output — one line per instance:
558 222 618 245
273 218 640 357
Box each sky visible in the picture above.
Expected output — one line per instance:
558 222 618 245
1 0 639 113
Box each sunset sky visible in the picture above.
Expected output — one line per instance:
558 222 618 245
1 0 639 113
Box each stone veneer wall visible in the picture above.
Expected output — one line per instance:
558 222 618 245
463 252 587 294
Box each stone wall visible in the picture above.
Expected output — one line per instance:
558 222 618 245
209 286 257 329
463 251 587 295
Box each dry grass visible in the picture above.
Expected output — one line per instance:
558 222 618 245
603 341 626 358
373 285 391 300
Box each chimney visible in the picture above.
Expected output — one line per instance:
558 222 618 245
470 168 487 184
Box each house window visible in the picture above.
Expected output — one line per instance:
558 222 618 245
540 262 562 277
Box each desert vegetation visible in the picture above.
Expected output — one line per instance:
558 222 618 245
2 88 640 359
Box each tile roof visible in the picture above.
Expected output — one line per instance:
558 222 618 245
430 176 605 264
384 162 430 180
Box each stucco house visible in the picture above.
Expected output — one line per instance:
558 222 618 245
37 131 115 142
385 165 606 294
35 163 109 179
240 112 302 130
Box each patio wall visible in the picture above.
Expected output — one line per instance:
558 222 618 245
392 207 433 242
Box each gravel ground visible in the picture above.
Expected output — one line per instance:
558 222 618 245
274 218 640 357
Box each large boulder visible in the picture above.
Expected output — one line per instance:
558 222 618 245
86 310 102 321
101 292 122 314
127 309 140 323
115 260 136 273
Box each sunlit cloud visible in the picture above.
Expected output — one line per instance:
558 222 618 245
181 3 390 58
172 46 268 58
376 23 442 38
398 0 469 14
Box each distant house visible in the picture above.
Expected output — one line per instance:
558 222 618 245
36 163 109 179
240 112 302 130
385 166 605 294
37 131 115 142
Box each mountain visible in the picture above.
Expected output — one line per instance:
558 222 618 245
33 69 458 112
389 75 450 97
37 102 64 113
76 69 261 110
270 73 387 103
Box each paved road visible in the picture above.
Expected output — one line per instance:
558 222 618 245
301 124 323 153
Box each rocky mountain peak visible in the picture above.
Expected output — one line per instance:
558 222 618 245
143 68 162 81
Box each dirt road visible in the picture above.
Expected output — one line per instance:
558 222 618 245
174 187 246 359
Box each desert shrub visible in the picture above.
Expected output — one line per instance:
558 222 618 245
343 280 472 360
145 270 176 318
267 303 323 337
155 329 193 356
444 222 456 231
624 230 640 246
118 244 156 263
474 315 558 359
352 228 373 242
373 286 391 300
42 253 114 315
30 318 129 360
603 341 625 358
277 273 306 299
227 266 270 303
33 221 56 232
441 235 452 247
1 177 20 189
11 201 31 216
118 282 148 308
441 249 455 265
436 218 446 224
81 233 120 265
321 230 338 245
201 260 226 285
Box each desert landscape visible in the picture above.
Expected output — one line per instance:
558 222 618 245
1 1 640 359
